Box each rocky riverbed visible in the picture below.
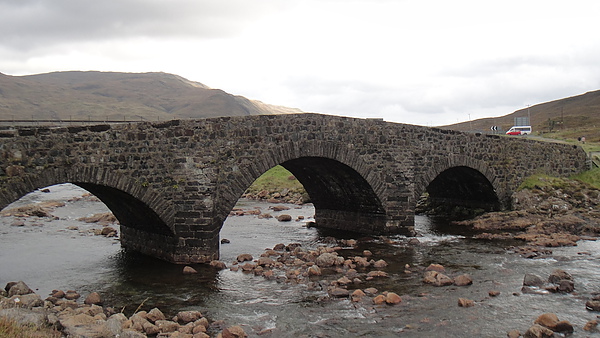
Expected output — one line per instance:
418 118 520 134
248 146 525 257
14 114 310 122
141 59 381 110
1 179 600 337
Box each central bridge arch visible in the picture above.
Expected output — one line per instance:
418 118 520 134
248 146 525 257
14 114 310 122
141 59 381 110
215 139 391 236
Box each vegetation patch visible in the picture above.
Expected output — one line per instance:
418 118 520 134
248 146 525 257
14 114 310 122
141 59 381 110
0 317 60 338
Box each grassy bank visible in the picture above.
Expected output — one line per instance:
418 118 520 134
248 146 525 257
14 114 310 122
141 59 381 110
518 168 600 191
244 165 307 197
0 317 60 338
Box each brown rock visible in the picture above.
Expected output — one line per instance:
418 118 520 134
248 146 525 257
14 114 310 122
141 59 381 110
351 289 366 302
7 281 34 297
147 308 166 323
222 325 248 338
276 214 292 222
366 271 388 278
558 280 574 293
337 276 352 285
364 287 378 296
554 320 574 333
175 310 203 324
84 292 102 305
257 257 275 267
488 290 501 297
307 265 322 276
457 298 474 307
548 269 573 284
373 259 388 268
183 266 198 274
454 274 473 286
155 319 179 333
316 252 338 267
583 319 598 331
534 313 559 330
524 324 554 338
329 288 350 298
586 300 600 311
507 329 521 338
423 271 453 286
50 289 65 298
373 294 386 304
64 290 81 300
385 292 402 304
425 264 445 272
210 260 227 270
236 253 253 262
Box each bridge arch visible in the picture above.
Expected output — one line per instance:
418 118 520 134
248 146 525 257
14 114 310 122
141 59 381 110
0 166 175 237
415 155 504 213
216 139 388 234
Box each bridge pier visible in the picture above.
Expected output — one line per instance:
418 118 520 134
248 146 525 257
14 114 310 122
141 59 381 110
120 226 220 264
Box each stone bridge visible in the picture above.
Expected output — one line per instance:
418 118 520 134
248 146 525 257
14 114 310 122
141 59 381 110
0 114 587 263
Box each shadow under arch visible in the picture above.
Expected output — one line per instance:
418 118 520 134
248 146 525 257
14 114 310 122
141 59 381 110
73 182 173 236
281 157 385 215
423 166 501 212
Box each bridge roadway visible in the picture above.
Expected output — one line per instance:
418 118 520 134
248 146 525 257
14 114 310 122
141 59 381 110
0 113 587 263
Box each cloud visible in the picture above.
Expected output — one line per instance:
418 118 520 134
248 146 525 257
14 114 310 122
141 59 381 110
0 0 287 51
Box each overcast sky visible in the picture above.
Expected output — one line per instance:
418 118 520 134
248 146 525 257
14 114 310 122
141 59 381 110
1 0 599 126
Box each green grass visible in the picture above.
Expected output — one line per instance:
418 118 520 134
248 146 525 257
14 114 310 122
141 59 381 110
245 165 305 194
518 168 600 191
572 167 600 189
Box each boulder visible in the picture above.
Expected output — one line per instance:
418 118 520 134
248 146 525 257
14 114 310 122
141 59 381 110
524 324 554 338
7 281 34 297
155 319 180 333
425 264 445 272
586 300 600 311
548 269 573 284
316 252 338 267
210 260 227 270
373 259 388 268
583 319 598 331
554 320 574 333
64 290 81 300
147 308 166 323
523 274 544 287
257 257 275 267
329 288 350 298
222 325 248 338
423 271 454 286
373 294 387 304
276 214 292 222
236 253 253 262
351 289 366 302
175 310 203 324
385 292 402 304
307 265 322 276
182 266 198 274
457 298 474 307
8 294 43 308
454 274 473 286
84 292 102 305
558 280 574 293
534 313 559 330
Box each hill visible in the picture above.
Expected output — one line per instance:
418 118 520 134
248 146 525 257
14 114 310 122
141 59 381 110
0 71 303 121
441 90 600 143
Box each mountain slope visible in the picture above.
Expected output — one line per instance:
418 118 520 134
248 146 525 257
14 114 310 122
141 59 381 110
0 71 302 121
441 90 600 135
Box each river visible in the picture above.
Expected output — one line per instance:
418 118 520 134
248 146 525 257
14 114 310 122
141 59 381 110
1 183 599 337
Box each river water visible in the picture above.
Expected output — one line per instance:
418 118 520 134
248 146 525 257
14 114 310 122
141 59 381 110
1 184 599 337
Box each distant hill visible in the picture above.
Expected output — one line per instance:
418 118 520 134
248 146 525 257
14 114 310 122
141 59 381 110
441 90 600 142
0 71 303 121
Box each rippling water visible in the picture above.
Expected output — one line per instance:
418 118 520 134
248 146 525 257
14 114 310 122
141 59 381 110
1 184 599 337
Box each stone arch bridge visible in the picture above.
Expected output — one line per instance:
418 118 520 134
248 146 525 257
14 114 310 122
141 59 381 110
0 114 587 263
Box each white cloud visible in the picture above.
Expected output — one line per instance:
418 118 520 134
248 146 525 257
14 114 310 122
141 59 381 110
2 0 600 126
